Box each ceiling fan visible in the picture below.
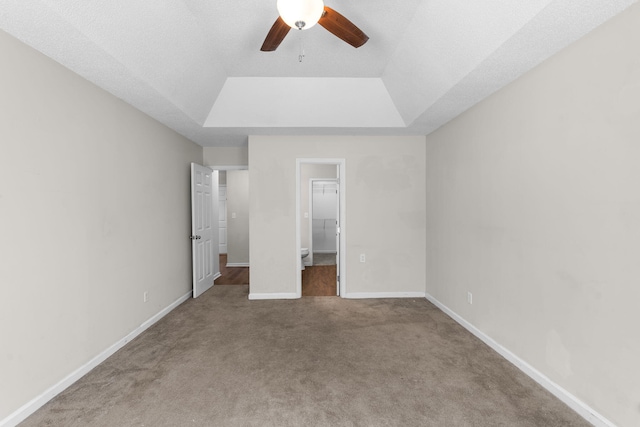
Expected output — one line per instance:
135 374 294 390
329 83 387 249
261 0 369 52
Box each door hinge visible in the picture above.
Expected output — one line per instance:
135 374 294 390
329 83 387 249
337 275 340 283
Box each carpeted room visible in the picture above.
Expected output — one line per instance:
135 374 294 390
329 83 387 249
2 1 640 426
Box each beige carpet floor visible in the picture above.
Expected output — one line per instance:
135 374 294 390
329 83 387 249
20 286 588 426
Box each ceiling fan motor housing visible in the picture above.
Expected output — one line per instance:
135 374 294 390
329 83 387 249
277 0 325 30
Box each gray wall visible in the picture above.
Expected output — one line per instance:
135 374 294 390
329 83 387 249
424 4 640 426
226 170 250 265
249 136 426 298
203 147 248 167
0 29 202 421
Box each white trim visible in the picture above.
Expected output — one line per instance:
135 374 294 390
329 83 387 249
248 292 298 300
213 272 222 281
226 262 249 267
313 250 337 254
344 292 426 299
0 291 192 427
424 293 616 427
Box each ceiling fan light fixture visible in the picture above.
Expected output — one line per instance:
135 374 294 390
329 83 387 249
276 0 324 30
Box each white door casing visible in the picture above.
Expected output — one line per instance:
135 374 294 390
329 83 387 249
191 163 216 298
335 168 341 296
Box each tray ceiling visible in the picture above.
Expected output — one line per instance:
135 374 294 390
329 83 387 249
0 0 636 146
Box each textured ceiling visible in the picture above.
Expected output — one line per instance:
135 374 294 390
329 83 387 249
0 0 636 147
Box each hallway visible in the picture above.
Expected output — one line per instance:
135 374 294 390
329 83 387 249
214 254 249 285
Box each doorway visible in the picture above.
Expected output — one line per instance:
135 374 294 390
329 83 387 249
302 179 338 296
209 166 249 288
296 159 346 298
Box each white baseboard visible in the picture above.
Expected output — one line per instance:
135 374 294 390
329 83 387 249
424 293 615 427
344 292 426 299
313 250 337 254
213 272 222 281
0 291 192 427
248 292 298 300
226 262 249 267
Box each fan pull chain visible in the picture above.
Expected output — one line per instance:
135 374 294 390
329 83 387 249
299 33 305 63
299 50 305 62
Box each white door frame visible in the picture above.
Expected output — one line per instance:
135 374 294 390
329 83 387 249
296 158 346 298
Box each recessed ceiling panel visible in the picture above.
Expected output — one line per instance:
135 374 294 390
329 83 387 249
1 0 637 146
204 77 405 128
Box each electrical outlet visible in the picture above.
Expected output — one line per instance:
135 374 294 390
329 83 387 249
360 254 366 263
467 292 473 304
143 291 149 303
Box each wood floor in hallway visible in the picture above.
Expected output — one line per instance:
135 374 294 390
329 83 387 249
215 254 249 285
214 254 336 295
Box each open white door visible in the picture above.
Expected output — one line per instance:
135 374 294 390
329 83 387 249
191 163 216 298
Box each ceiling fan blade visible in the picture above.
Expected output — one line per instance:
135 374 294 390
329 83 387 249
261 17 291 51
318 6 369 48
